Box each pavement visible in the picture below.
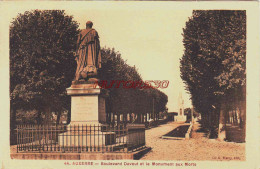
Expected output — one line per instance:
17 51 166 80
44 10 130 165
140 121 245 161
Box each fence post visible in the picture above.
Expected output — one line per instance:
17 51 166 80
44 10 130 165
86 124 88 152
78 124 80 153
126 125 129 153
90 124 92 152
39 125 41 153
102 124 104 153
61 125 65 153
70 124 72 152
94 124 95 152
98 124 100 152
82 124 83 152
16 125 18 153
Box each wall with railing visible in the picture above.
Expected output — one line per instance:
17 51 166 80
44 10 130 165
16 124 145 153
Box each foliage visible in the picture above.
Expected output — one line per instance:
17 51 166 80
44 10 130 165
100 48 168 115
10 10 79 123
180 10 246 132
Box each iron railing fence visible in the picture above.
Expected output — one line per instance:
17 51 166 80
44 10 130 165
16 123 145 153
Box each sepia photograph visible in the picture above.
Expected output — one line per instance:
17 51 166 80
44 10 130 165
0 1 259 169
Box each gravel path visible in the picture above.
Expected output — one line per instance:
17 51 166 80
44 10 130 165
141 121 245 161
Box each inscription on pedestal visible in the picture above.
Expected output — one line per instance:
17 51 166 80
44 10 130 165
71 95 99 122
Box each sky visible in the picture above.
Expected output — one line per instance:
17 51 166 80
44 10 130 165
6 3 193 112
67 6 193 112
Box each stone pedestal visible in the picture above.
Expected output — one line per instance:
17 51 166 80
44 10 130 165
67 84 108 124
58 83 115 146
176 92 186 122
175 115 187 122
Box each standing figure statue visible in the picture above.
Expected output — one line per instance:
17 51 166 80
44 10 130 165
74 21 101 82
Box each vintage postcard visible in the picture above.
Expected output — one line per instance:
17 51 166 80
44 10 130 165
0 1 259 169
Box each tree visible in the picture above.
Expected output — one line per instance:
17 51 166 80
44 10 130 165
99 48 168 123
180 10 246 136
10 10 79 127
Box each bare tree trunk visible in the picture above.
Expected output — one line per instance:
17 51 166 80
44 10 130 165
137 113 141 123
117 112 120 126
10 108 17 145
56 112 61 124
112 112 115 127
66 109 71 124
232 109 236 125
234 109 238 125
218 103 226 141
37 111 42 124
44 107 51 124
130 113 133 123
227 110 230 124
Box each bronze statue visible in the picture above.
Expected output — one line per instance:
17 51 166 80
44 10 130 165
74 21 101 82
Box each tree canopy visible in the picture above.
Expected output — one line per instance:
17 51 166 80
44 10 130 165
10 10 79 123
180 10 246 133
100 48 168 115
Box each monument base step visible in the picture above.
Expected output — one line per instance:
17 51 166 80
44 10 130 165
11 146 151 160
58 131 116 146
